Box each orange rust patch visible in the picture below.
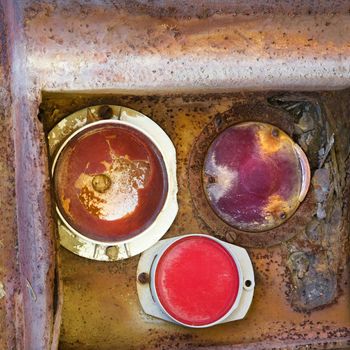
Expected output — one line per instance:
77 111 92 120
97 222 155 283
61 196 71 214
78 185 105 218
263 194 291 221
257 124 291 155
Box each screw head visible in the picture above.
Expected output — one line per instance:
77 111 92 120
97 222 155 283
280 212 287 219
138 272 150 284
272 128 279 137
92 174 112 193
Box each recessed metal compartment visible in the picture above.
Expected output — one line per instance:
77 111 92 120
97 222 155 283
39 91 350 349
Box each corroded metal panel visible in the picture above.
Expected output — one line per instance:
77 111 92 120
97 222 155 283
0 0 22 348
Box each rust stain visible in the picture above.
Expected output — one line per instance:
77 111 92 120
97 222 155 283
61 196 70 214
263 194 291 221
256 124 290 155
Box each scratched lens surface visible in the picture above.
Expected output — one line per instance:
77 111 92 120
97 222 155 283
54 123 168 242
203 122 305 232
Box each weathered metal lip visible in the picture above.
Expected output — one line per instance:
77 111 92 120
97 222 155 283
49 106 178 260
149 234 244 329
294 143 311 202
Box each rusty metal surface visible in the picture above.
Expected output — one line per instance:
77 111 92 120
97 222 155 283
21 1 350 92
0 1 22 348
0 0 61 349
269 93 350 313
40 91 350 349
1 0 350 349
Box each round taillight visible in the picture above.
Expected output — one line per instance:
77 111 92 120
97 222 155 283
152 235 242 327
203 122 310 232
49 106 178 261
54 122 168 243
